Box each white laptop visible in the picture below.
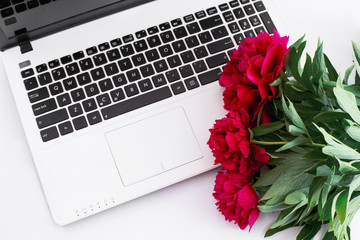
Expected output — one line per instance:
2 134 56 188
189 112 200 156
0 0 287 225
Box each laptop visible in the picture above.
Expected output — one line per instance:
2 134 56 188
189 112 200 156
0 0 288 225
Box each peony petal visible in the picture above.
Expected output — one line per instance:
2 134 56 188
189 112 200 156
237 184 259 210
247 207 260 230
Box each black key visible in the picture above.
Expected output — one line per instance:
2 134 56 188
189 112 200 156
192 60 208 73
184 14 195 23
145 49 160 62
126 69 141 82
65 62 80 76
185 35 200 48
132 53 146 66
233 7 245 19
82 98 97 112
206 52 229 68
223 11 235 22
93 53 108 67
124 83 139 97
153 59 168 73
255 26 266 35
207 37 234 54
21 68 34 78
87 111 102 125
90 67 105 81
63 77 77 91
0 0 11 9
195 10 206 19
234 33 245 44
244 4 255 15
260 12 276 34
49 82 63 95
123 34 134 43
186 22 201 35
134 39 148 52
73 51 85 60
110 38 122 47
36 108 69 129
28 87 49 103
51 67 66 81
160 31 175 43
184 77 200 90
147 35 161 48
135 30 147 39
244 29 256 38
239 18 251 30
1 7 13 18
68 103 83 117
172 40 186 53
36 63 47 73
254 1 266 12
79 58 94 71
180 50 195 63
84 83 100 97
138 79 153 92
48 59 60 69
171 18 182 27
228 22 241 33
76 72 91 86
104 62 119 76
173 26 188 39
179 65 194 78
27 0 38 9
96 93 111 107
24 77 38 90
73 116 88 130
86 46 98 55
219 3 229 11
249 15 261 26
99 78 113 92
240 0 250 4
199 15 223 30
15 3 26 13
147 26 159 35
120 44 135 57
166 69 180 83
152 74 167 87
38 72 52 85
198 31 213 44
32 98 57 116
106 48 121 61
167 55 182 68
159 44 173 57
211 26 229 39
230 0 240 7
102 86 172 120
159 22 171 31
206 7 218 15
39 0 51 5
70 88 85 102
40 127 59 142
198 68 222 85
60 55 72 64
194 46 209 59
140 64 155 78
57 93 71 107
171 81 186 95
110 88 125 102
58 121 73 136
112 73 127 87
118 58 133 71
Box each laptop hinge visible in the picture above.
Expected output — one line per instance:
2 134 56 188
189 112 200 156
19 39 33 54
15 28 33 54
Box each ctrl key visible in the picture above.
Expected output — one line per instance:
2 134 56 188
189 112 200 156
40 126 59 142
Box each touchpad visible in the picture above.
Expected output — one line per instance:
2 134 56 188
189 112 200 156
105 107 203 186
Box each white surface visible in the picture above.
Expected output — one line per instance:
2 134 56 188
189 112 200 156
1 0 360 239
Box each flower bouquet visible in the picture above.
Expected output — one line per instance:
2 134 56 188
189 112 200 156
208 30 360 240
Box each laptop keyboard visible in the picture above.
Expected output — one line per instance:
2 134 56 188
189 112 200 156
20 0 276 142
0 0 56 19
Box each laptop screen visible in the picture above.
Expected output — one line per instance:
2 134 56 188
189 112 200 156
0 0 153 51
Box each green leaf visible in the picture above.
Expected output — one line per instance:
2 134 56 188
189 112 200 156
282 95 307 131
300 54 313 90
270 77 282 87
313 111 350 123
324 53 339 82
346 125 360 142
285 188 308 205
333 87 360 125
276 135 309 152
322 231 337 240
296 223 322 240
308 176 326 209
252 121 285 137
335 189 349 224
254 164 287 188
288 125 307 136
335 156 359 174
344 65 354 85
352 41 360 66
313 41 329 82
264 222 298 238
330 190 344 230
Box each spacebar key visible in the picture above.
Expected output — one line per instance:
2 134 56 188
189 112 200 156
101 86 172 120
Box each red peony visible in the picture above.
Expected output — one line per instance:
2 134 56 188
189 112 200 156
207 109 269 176
219 30 289 124
213 169 260 230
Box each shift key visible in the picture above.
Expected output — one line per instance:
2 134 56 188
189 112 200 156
36 108 69 129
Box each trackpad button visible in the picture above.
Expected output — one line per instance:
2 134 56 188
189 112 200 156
105 107 203 186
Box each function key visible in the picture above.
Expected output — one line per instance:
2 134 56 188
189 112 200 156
230 0 240 7
147 26 159 35
36 63 47 73
219 3 229 11
206 7 218 15
73 50 85 60
171 18 182 27
240 0 250 4
123 34 134 43
110 38 122 47
21 68 34 78
48 59 60 69
184 14 195 23
86 46 98 55
60 55 72 64
195 10 206 19
159 22 171 31
135 30 147 39
98 42 110 51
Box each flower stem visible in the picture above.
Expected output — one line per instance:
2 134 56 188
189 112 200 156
251 139 326 148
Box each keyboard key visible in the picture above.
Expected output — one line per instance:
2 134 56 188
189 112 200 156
171 81 186 95
206 52 229 68
15 3 26 13
76 72 91 86
206 7 218 15
228 22 240 33
0 0 11 9
147 35 161 48
255 26 266 35
239 18 251 30
249 15 261 27
132 53 146 66
184 77 200 90
198 31 213 44
160 31 175 43
24 77 38 90
96 93 111 107
104 62 119 76
82 98 97 112
120 44 135 57
219 3 229 11
194 46 209 59
199 15 223 30
73 51 85 60
84 83 100 97
36 63 47 73
166 69 180 83
93 53 108 66
138 79 153 92
159 22 171 31
40 126 59 142
140 64 155 78
195 10 206 19
154 59 168 73
65 62 80 76
124 83 140 97
48 59 60 69
106 48 121 61
38 72 52 85
36 108 68 129
112 73 127 87
70 88 86 102
87 111 102 125
126 69 141 82
211 26 229 39
192 60 208 73
167 55 182 68
110 88 125 102
110 38 122 47
51 67 66 81
123 34 134 43
207 37 234 54
244 29 256 37
118 58 133 71
185 35 200 48
63 77 78 91
233 7 245 19
223 11 235 22
21 68 34 78
180 50 195 63
229 0 240 8
90 67 105 81
58 121 74 136
234 33 245 44
49 82 63 95
147 26 159 35
145 49 160 62
186 22 201 35
152 74 167 87
134 39 148 52
68 103 83 117
174 26 188 39
60 55 72 64
179 65 194 78
171 18 182 27
244 4 256 15
86 46 98 55
159 44 173 57
135 30 147 39
172 40 186 53
198 68 222 85
99 78 114 92
73 116 88 130
79 58 94 71
1 7 13 18
240 0 250 4
27 0 39 9
28 87 49 103
184 14 195 23
57 93 72 107
260 12 276 34
32 98 57 116
101 86 172 120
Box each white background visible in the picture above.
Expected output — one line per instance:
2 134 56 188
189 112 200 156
1 0 360 239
